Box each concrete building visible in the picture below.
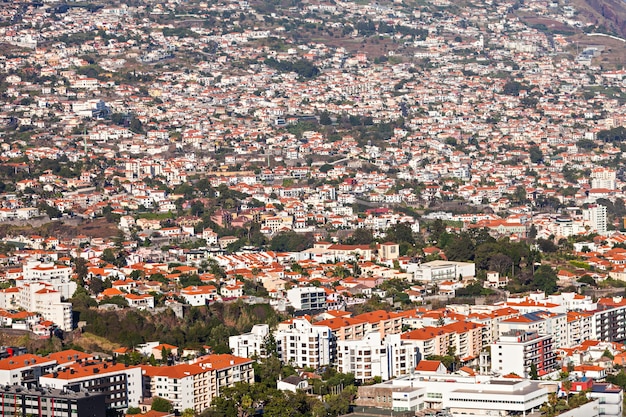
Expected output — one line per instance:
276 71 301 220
498 310 567 348
592 299 626 343
229 324 271 358
356 374 549 415
337 332 420 383
194 354 255 398
0 354 57 386
286 286 327 311
583 205 607 236
39 360 143 411
0 385 106 417
588 382 623 417
490 331 557 378
274 317 335 368
412 260 476 283
143 364 205 413
17 282 73 331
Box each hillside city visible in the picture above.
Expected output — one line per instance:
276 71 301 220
1 0 626 416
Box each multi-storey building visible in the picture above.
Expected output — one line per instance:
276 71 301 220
142 354 253 413
354 310 403 339
565 311 594 347
39 360 142 411
316 310 404 341
286 287 327 311
357 374 548 415
0 385 106 417
229 324 270 358
194 354 255 398
0 354 57 386
583 204 608 235
589 382 623 417
274 317 335 368
490 331 557 378
315 316 368 341
593 297 626 343
400 321 484 362
143 364 205 413
498 311 567 348
17 282 73 331
337 332 420 383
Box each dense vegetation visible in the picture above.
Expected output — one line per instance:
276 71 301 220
203 349 357 417
74 301 285 353
264 58 320 79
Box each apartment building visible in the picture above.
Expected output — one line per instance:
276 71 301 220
583 204 607 235
0 385 106 417
194 354 255 398
142 354 253 413
566 311 594 347
593 297 626 343
39 361 143 411
0 354 57 386
400 321 484 362
355 310 403 339
337 332 420 383
229 324 271 358
143 364 205 412
275 317 335 368
17 282 73 331
589 382 623 417
286 287 327 311
315 316 368 341
490 331 557 378
498 311 567 348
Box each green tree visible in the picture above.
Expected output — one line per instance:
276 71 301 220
445 233 475 261
533 265 558 294
347 228 374 245
129 117 144 134
152 397 174 413
529 146 543 164
529 363 539 380
269 231 314 252
74 257 89 286
319 111 332 125
502 80 522 96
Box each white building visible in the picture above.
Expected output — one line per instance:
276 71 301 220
274 317 335 368
23 261 71 281
357 374 549 415
490 331 557 378
0 354 56 385
39 361 143 410
590 169 616 190
180 285 218 306
286 287 327 311
498 311 567 348
17 282 73 331
337 332 420 383
146 364 199 412
229 324 271 358
583 205 607 236
589 382 623 417
21 261 76 300
411 260 475 283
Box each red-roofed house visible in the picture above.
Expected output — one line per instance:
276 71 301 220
415 360 447 374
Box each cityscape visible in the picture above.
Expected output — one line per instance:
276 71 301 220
1 0 626 416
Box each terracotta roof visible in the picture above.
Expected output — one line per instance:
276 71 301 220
415 360 443 372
